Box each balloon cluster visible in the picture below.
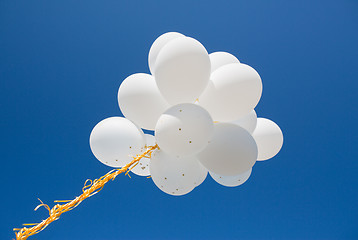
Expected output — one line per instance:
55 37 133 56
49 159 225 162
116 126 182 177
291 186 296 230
90 32 283 196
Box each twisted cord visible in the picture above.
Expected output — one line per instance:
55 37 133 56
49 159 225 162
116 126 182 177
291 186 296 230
13 144 158 240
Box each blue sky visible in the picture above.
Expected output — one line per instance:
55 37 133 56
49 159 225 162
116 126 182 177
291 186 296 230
1 0 357 239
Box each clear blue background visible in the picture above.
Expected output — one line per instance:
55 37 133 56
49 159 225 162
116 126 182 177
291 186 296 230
1 1 357 239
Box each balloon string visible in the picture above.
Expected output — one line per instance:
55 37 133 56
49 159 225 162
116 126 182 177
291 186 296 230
13 144 158 240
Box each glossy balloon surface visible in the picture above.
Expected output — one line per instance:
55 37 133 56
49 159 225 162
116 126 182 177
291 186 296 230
231 110 257 133
198 123 257 176
253 118 283 161
210 168 252 187
199 63 262 121
118 73 170 130
154 37 211 105
209 51 240 73
148 32 185 74
150 150 203 196
90 117 145 167
155 103 214 156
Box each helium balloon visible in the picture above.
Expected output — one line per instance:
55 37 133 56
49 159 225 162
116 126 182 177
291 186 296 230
195 162 208 187
210 168 252 187
252 118 283 161
155 103 214 157
144 133 156 146
209 51 240 73
90 117 145 168
158 183 194 196
148 32 185 75
154 37 211 105
231 110 257 133
118 73 170 130
197 123 257 176
150 150 203 196
131 134 156 176
199 63 262 122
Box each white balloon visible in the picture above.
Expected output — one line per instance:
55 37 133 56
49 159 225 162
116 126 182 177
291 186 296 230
231 110 257 133
90 117 145 168
209 52 240 73
131 134 156 176
197 123 257 176
144 133 156 146
155 103 214 157
148 32 185 75
253 118 283 161
195 162 208 187
210 168 252 187
118 73 170 130
199 63 262 121
150 150 203 196
154 37 211 105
